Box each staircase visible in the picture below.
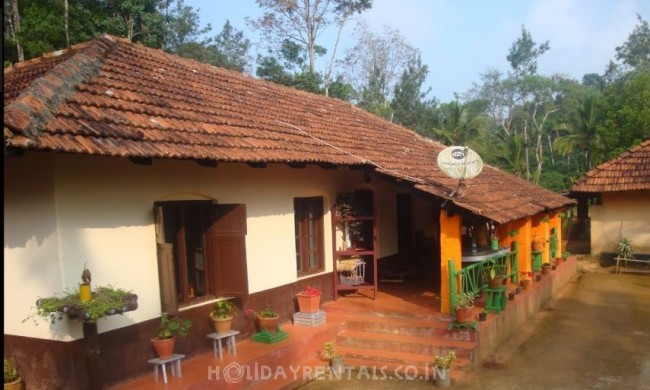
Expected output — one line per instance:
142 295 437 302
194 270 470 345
322 297 477 382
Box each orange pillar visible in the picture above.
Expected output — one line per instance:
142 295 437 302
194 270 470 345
440 211 462 315
511 217 531 275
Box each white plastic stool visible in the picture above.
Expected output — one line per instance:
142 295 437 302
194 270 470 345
147 353 185 383
207 330 239 359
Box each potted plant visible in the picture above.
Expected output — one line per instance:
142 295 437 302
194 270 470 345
487 268 504 289
256 307 279 334
321 341 345 375
4 358 22 390
532 236 544 252
616 238 634 259
452 291 476 323
79 262 92 303
478 310 487 321
209 300 238 334
151 313 192 360
334 193 366 248
520 272 533 290
541 263 552 275
296 285 322 313
433 351 456 388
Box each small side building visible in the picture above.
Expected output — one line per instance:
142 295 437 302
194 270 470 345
571 140 650 257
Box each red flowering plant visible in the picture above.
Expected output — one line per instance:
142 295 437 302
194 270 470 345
298 285 321 297
520 271 533 281
296 285 321 313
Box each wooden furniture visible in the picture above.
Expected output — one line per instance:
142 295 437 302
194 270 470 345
207 330 239 359
484 286 507 314
147 353 185 383
331 190 378 300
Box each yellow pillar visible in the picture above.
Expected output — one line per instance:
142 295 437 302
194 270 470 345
440 211 462 315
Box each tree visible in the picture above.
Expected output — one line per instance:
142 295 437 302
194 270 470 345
341 23 419 105
507 25 550 78
249 0 371 83
256 39 322 93
431 101 484 146
598 68 650 159
212 20 251 72
391 53 433 133
553 93 601 172
615 14 650 70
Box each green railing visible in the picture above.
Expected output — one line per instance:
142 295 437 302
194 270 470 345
449 242 519 315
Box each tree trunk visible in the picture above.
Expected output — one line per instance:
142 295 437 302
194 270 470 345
64 0 70 47
12 0 24 62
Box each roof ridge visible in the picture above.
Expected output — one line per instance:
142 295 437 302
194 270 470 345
4 35 119 142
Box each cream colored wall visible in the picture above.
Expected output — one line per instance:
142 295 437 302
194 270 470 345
590 191 650 255
4 152 371 340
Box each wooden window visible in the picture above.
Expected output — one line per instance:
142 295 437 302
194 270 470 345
294 197 325 276
154 201 248 313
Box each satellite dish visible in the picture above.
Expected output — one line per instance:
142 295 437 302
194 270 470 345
437 146 483 180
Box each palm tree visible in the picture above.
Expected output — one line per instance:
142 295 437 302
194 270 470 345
553 94 601 172
432 101 484 146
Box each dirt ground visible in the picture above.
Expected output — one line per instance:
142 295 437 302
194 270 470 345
300 258 650 389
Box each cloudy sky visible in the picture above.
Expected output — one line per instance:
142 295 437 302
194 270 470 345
187 0 649 101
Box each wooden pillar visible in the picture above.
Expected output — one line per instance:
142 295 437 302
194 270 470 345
83 321 102 390
439 211 462 315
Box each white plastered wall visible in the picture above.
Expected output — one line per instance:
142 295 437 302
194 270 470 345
4 152 379 340
590 191 650 255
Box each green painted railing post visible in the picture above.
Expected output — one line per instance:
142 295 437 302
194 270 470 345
449 259 456 316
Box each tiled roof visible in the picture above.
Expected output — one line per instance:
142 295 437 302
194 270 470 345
571 140 650 193
3 35 574 224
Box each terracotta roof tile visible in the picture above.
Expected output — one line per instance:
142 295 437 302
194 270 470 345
571 140 650 193
3 34 574 224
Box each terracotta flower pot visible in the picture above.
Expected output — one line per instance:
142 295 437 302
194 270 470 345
296 293 321 313
210 314 233 334
521 280 531 290
454 307 474 323
4 377 22 390
151 336 176 360
532 241 543 252
258 316 279 334
542 264 551 275
489 276 504 289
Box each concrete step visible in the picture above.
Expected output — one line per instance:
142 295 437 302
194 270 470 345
327 311 462 339
336 329 477 358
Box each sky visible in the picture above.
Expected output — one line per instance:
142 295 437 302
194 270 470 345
186 0 650 102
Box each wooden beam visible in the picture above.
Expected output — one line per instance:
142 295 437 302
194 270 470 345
248 162 267 169
287 162 307 169
317 163 337 170
196 159 218 168
129 157 152 166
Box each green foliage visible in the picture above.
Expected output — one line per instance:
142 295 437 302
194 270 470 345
507 25 550 77
25 285 135 325
158 312 192 339
321 341 340 360
616 238 635 259
433 351 456 369
453 291 476 310
256 307 278 318
615 15 650 70
391 53 432 132
210 301 238 319
81 262 91 284
4 357 20 383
